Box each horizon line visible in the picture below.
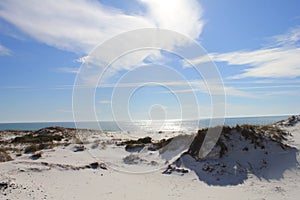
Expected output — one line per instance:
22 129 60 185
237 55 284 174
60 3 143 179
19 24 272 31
0 113 296 124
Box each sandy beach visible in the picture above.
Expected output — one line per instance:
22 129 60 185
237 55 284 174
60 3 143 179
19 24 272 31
1 116 300 200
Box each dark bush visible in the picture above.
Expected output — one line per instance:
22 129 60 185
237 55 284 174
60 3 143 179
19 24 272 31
148 138 173 151
24 144 39 154
12 134 63 144
30 152 42 160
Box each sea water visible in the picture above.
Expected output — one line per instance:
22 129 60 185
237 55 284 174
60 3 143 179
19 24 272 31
0 115 290 132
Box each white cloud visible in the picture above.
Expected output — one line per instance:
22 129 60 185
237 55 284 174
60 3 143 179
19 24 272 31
213 48 300 79
0 0 152 53
185 27 300 79
57 67 79 74
270 26 300 47
182 54 212 67
0 44 11 55
0 0 203 54
139 0 204 38
0 0 205 83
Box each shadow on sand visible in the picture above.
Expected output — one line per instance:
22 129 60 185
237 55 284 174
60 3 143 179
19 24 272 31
175 146 299 186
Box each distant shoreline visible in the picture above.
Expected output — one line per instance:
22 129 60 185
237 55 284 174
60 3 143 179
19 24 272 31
0 115 293 131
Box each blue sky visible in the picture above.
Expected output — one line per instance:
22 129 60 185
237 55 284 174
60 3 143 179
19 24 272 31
0 0 300 122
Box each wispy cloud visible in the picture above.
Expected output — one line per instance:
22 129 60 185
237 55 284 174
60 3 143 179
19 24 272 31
160 84 253 97
214 48 300 79
0 0 149 53
185 26 300 79
0 0 205 85
93 80 251 98
0 0 203 54
0 44 12 55
270 26 300 47
57 67 79 74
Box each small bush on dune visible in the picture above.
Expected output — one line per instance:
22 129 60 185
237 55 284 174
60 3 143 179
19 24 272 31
0 149 13 162
23 143 56 154
24 144 39 154
122 136 152 146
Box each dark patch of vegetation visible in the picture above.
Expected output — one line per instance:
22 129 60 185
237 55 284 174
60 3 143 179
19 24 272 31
0 149 13 162
242 146 249 151
73 145 85 152
276 115 300 126
23 143 55 154
222 126 232 135
121 136 173 152
0 182 8 190
12 133 63 144
123 154 146 165
188 129 207 158
162 164 189 175
148 138 173 151
30 152 42 160
16 152 22 157
121 137 152 151
122 136 152 146
125 143 145 152
99 163 108 170
187 124 291 160
89 162 99 169
239 124 289 145
24 144 39 154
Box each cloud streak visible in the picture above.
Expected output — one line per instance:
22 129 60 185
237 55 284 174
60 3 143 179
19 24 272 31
213 47 300 79
57 67 79 74
92 80 251 98
185 26 300 79
0 44 11 55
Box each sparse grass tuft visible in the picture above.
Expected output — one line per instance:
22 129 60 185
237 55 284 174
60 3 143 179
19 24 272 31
0 149 13 162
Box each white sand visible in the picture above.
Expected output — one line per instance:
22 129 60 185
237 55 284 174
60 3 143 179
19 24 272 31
1 124 299 200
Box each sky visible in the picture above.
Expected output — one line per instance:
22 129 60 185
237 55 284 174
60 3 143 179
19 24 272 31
0 0 300 122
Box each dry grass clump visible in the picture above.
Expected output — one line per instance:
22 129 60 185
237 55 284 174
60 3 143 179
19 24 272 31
0 149 13 162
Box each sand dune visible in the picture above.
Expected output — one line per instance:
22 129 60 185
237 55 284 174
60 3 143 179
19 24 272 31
1 116 300 199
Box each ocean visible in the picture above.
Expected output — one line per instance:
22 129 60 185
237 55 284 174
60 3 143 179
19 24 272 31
0 115 290 132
